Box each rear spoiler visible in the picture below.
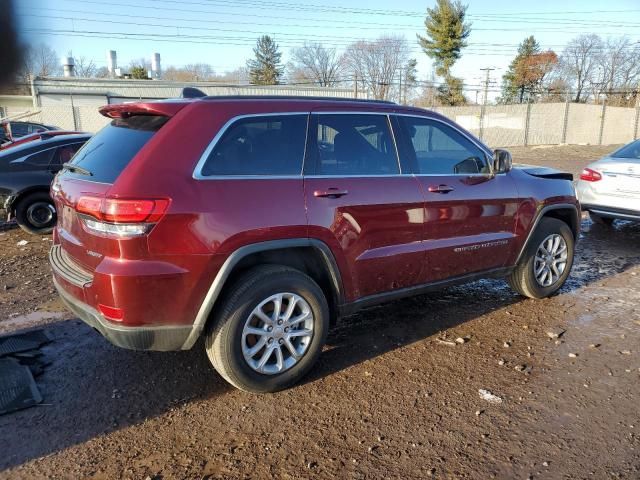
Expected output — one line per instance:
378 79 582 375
99 102 188 119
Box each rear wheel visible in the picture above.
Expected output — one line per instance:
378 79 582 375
508 217 575 299
14 192 57 235
589 212 614 226
205 265 329 393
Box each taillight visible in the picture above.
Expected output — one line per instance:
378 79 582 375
76 196 170 237
579 168 602 182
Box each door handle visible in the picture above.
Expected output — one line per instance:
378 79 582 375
314 188 349 198
427 184 454 194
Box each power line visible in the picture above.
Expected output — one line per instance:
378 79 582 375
21 6 640 33
29 0 640 34
19 12 640 48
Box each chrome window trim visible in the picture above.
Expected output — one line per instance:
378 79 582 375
309 111 402 176
9 142 85 165
191 110 497 180
393 112 495 176
192 112 309 180
305 174 406 179
10 145 58 164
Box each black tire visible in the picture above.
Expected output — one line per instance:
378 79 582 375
14 192 57 235
205 265 329 393
589 212 614 226
508 217 575 299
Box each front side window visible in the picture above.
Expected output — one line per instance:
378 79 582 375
397 116 490 175
309 114 399 176
200 114 308 176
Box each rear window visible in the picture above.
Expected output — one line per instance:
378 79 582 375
64 115 167 183
611 140 640 160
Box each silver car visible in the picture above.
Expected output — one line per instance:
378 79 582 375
577 140 640 225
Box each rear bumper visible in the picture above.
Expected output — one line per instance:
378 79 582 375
54 276 193 351
581 204 640 221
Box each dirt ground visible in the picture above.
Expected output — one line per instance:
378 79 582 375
1 144 639 479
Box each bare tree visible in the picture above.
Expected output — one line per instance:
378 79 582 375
559 34 603 102
184 63 214 81
162 63 215 82
593 37 640 105
214 67 250 84
342 36 409 101
73 56 97 78
94 66 110 78
19 44 60 83
289 43 344 87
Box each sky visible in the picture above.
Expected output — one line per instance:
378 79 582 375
15 0 640 99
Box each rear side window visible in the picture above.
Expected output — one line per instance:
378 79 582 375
65 115 167 183
200 114 308 176
24 148 55 166
52 142 85 166
309 114 398 176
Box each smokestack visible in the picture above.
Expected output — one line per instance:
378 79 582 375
107 50 117 77
151 52 161 79
62 56 75 77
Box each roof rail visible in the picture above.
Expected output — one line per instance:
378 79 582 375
200 95 396 104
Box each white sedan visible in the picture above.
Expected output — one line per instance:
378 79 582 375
577 140 640 225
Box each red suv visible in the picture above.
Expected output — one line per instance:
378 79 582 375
50 96 579 392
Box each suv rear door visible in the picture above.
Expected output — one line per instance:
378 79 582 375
393 114 519 282
304 112 425 301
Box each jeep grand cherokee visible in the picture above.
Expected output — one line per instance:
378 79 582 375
50 96 579 392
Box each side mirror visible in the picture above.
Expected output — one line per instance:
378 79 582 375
493 149 512 174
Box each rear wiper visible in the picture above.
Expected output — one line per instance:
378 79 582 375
62 162 93 176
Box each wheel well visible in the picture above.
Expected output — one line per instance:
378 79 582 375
541 208 579 239
223 246 341 324
9 187 52 214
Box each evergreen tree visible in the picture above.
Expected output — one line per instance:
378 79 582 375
500 36 540 103
247 35 283 85
417 0 471 105
130 65 149 79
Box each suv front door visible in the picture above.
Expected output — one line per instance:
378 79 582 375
304 112 425 301
394 115 519 283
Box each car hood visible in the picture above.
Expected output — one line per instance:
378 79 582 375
513 163 573 181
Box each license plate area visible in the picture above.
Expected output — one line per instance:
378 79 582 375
62 205 75 231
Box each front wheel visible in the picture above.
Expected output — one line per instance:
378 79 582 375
205 265 329 393
508 217 575 299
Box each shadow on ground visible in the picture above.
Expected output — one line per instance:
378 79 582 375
0 219 638 471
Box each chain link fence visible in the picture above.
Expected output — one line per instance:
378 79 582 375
3 99 640 148
1 105 110 133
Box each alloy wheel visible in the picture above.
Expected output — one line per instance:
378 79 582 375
241 293 314 375
533 234 568 287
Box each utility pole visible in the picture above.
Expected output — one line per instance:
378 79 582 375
398 68 403 105
479 67 495 141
